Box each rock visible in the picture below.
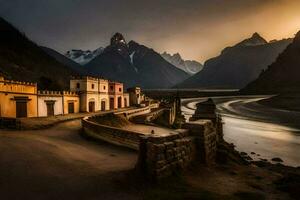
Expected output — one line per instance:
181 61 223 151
272 157 284 163
251 152 256 155
244 156 253 161
240 152 248 156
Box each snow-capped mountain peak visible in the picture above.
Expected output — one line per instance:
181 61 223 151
161 52 203 75
65 47 104 65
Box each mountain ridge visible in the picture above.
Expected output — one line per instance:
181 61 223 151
85 33 189 88
176 33 292 89
0 17 78 90
242 31 300 93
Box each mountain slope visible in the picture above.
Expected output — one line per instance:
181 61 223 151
85 33 189 88
243 31 300 93
0 17 78 90
161 52 203 75
41 46 87 75
177 33 292 89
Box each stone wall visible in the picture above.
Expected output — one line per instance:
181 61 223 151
137 130 196 180
137 120 218 180
82 116 143 150
81 107 220 181
118 106 152 119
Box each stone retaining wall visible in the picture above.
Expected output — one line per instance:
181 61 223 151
81 108 220 181
82 117 144 150
137 120 218 180
117 107 151 119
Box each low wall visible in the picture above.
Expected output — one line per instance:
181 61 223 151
81 109 219 181
82 116 144 150
0 117 20 129
116 106 151 119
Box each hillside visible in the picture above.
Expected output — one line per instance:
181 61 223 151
0 17 78 90
177 33 292 89
41 46 87 75
243 31 300 94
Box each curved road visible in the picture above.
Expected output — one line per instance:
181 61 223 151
0 120 138 199
182 96 300 167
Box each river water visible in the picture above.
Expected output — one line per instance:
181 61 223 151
182 96 300 167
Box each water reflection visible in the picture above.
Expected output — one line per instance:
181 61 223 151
182 96 300 167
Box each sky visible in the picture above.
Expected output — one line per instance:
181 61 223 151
0 0 300 63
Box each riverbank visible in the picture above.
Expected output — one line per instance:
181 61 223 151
259 93 300 112
181 96 300 167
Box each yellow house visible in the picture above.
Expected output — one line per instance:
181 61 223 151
0 76 38 118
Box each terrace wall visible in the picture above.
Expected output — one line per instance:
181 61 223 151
82 109 219 180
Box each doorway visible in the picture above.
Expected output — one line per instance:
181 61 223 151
68 102 74 114
118 97 122 108
101 100 106 111
110 98 114 110
16 101 27 118
89 101 95 112
46 101 55 116
124 98 127 107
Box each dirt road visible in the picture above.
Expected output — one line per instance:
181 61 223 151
0 120 138 200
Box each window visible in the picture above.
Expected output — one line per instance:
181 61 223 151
110 86 113 90
119 88 122 92
91 84 95 89
76 83 80 89
103 86 106 90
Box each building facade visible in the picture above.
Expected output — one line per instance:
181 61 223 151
37 91 80 117
0 76 38 118
70 77 130 112
127 87 145 106
0 76 132 119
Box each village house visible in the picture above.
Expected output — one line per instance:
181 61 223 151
37 91 80 117
70 76 130 112
0 76 138 119
0 76 38 118
127 87 145 106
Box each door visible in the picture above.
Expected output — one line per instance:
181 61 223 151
68 103 74 114
16 101 27 118
110 98 114 110
46 103 55 116
89 102 95 112
117 97 122 108
124 98 127 107
101 101 106 111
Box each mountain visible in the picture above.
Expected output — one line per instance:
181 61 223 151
65 48 103 65
0 17 78 90
41 46 87 75
85 33 189 88
243 31 300 93
176 33 292 89
161 52 203 75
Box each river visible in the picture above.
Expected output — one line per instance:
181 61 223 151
182 96 300 167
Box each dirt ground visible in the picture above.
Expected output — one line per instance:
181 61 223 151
0 120 297 200
0 120 138 200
